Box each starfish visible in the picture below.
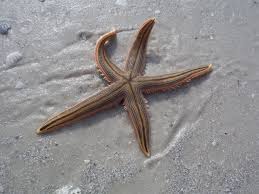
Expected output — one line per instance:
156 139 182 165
37 18 212 157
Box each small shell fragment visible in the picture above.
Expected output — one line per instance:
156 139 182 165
5 51 23 67
0 22 11 35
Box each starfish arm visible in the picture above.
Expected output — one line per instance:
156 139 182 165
36 81 126 134
95 30 126 83
124 86 150 157
137 64 213 94
125 18 155 78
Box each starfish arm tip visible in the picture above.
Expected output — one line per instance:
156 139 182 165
145 151 151 157
36 128 43 135
206 64 213 74
141 145 151 157
111 27 117 33
36 125 49 135
147 17 156 25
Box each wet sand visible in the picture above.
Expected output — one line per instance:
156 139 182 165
0 0 258 193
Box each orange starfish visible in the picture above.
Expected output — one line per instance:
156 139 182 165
37 18 212 157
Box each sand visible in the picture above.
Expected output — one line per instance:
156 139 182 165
0 0 258 193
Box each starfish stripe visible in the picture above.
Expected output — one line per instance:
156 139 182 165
95 30 126 82
138 64 213 94
125 18 155 78
124 85 150 156
37 81 126 134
